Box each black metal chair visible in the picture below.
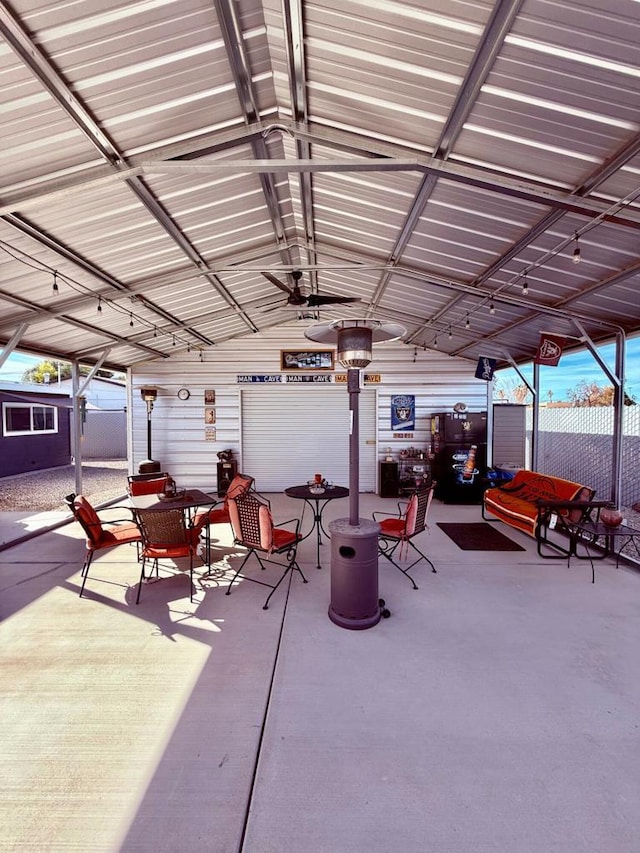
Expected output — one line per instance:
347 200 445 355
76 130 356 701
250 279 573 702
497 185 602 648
226 491 306 609
373 483 437 589
133 507 201 604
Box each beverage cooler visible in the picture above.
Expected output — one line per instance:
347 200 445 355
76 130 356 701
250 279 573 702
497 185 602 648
431 412 487 504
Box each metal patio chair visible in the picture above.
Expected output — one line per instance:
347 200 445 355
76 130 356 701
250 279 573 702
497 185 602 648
133 506 202 604
226 491 306 609
192 472 255 531
192 472 255 560
127 472 172 496
65 493 142 598
373 482 437 589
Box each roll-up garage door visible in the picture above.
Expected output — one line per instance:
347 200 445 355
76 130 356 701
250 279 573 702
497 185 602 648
241 387 376 491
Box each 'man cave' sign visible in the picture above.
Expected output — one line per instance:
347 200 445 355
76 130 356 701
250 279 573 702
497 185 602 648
237 374 382 384
334 374 381 384
237 375 282 383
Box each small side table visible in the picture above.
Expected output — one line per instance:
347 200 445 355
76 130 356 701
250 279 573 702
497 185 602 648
570 519 640 581
284 484 349 570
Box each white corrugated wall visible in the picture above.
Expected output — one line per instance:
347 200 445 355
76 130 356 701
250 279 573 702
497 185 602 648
129 324 491 492
241 386 376 491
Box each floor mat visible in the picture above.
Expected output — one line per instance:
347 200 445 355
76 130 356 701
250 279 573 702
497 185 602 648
436 522 525 551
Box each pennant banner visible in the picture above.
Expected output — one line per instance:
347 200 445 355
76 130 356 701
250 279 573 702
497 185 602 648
534 333 566 366
474 356 497 381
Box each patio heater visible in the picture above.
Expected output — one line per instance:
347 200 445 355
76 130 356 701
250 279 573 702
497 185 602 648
305 319 405 629
139 387 162 474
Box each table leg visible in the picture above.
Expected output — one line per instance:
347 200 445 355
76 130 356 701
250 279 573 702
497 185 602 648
312 500 323 569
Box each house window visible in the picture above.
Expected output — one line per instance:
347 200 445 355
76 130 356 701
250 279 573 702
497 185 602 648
2 403 58 436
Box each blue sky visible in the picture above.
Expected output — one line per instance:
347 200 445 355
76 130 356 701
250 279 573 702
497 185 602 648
495 335 640 403
0 352 83 383
0 351 44 382
1 337 638 401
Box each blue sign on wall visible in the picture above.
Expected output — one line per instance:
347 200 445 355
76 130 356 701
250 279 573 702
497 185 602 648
391 394 415 430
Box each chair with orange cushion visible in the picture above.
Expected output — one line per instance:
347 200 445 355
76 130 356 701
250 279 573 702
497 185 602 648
65 493 142 598
191 473 255 560
226 491 306 609
372 483 437 589
132 507 202 604
192 473 255 531
127 472 171 496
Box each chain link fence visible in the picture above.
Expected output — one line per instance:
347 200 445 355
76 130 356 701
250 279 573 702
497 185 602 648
527 405 640 512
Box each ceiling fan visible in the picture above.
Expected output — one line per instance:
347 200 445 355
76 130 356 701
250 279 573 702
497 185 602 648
261 270 361 308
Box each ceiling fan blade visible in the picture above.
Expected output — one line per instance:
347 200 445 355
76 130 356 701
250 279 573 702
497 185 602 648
307 294 361 307
261 271 293 296
259 303 289 314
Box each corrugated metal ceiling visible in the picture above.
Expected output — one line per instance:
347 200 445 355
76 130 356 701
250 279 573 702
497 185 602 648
1 0 640 374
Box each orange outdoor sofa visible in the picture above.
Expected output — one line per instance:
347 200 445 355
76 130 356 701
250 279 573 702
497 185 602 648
482 469 595 545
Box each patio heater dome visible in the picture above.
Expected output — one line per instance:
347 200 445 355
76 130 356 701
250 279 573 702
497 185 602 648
305 318 406 356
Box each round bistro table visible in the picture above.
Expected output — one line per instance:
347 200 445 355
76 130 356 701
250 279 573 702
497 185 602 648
284 484 349 570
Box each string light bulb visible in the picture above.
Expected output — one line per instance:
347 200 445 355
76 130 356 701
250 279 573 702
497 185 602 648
489 301 495 315
465 314 470 330
153 326 158 338
97 295 102 313
572 232 581 264
448 326 452 339
129 313 134 327
522 272 529 296
413 347 417 363
433 335 438 349
52 272 59 295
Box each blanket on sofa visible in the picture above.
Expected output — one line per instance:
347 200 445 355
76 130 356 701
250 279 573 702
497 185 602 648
483 471 593 538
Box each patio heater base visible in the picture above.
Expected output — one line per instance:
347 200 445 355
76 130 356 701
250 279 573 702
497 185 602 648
138 459 162 474
328 518 387 630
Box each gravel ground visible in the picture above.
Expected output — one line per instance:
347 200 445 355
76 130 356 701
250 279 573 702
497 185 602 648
0 460 129 512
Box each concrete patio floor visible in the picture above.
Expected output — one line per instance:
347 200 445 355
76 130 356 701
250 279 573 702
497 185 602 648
1 492 639 853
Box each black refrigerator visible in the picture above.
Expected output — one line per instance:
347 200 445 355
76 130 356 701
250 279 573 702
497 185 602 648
431 412 487 503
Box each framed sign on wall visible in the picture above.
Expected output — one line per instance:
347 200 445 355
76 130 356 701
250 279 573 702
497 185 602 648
280 350 334 370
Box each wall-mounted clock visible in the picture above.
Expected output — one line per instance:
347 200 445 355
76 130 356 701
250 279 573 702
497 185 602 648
177 388 190 401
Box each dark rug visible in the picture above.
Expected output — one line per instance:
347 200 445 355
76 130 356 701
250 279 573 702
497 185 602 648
437 522 525 551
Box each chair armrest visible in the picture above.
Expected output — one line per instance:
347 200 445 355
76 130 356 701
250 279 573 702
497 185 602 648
535 499 611 528
373 501 407 522
535 499 611 512
495 480 527 494
275 517 301 536
96 505 138 523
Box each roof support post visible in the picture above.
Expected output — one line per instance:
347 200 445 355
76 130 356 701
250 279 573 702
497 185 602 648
612 332 625 507
572 320 625 505
531 361 540 473
71 362 84 497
